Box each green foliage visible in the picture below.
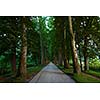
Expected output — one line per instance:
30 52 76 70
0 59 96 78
0 55 12 75
89 58 100 71
72 16 100 72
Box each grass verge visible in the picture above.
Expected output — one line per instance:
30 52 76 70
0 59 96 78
73 73 100 83
57 66 100 83
85 70 100 78
0 65 44 83
58 66 73 75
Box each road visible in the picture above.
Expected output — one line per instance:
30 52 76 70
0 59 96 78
29 62 75 83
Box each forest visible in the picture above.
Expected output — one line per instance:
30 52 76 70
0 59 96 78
0 16 100 82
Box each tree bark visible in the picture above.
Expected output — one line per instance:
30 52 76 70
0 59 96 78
75 17 82 71
54 56 57 64
58 47 63 66
84 34 89 71
41 45 45 65
20 16 27 79
10 17 17 74
40 34 44 65
11 47 16 73
79 44 82 71
68 16 81 74
39 17 45 65
63 22 70 68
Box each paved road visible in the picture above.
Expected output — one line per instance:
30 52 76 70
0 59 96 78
29 62 75 83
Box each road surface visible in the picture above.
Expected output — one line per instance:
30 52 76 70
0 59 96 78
29 62 75 83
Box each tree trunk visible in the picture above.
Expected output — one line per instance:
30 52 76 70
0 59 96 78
10 17 17 75
40 32 45 65
84 34 89 71
41 45 45 65
20 16 27 79
84 55 89 70
38 17 45 65
68 16 81 74
75 17 82 71
11 47 16 73
79 44 82 71
58 47 63 65
63 22 70 68
54 56 57 64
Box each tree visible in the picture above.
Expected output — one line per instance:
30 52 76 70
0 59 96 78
0 17 20 74
20 16 27 79
63 18 70 68
39 17 45 65
54 17 64 65
68 16 81 74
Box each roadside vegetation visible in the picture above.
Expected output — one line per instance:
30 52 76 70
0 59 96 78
58 65 100 83
0 65 44 83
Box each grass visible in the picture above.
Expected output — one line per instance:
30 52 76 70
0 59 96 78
57 66 100 83
73 73 100 83
85 70 100 78
27 65 44 80
0 65 44 83
58 66 73 75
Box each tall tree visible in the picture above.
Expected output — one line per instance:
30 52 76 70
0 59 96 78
63 19 70 68
20 16 27 79
54 17 64 65
75 16 83 71
68 16 81 74
37 16 47 65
